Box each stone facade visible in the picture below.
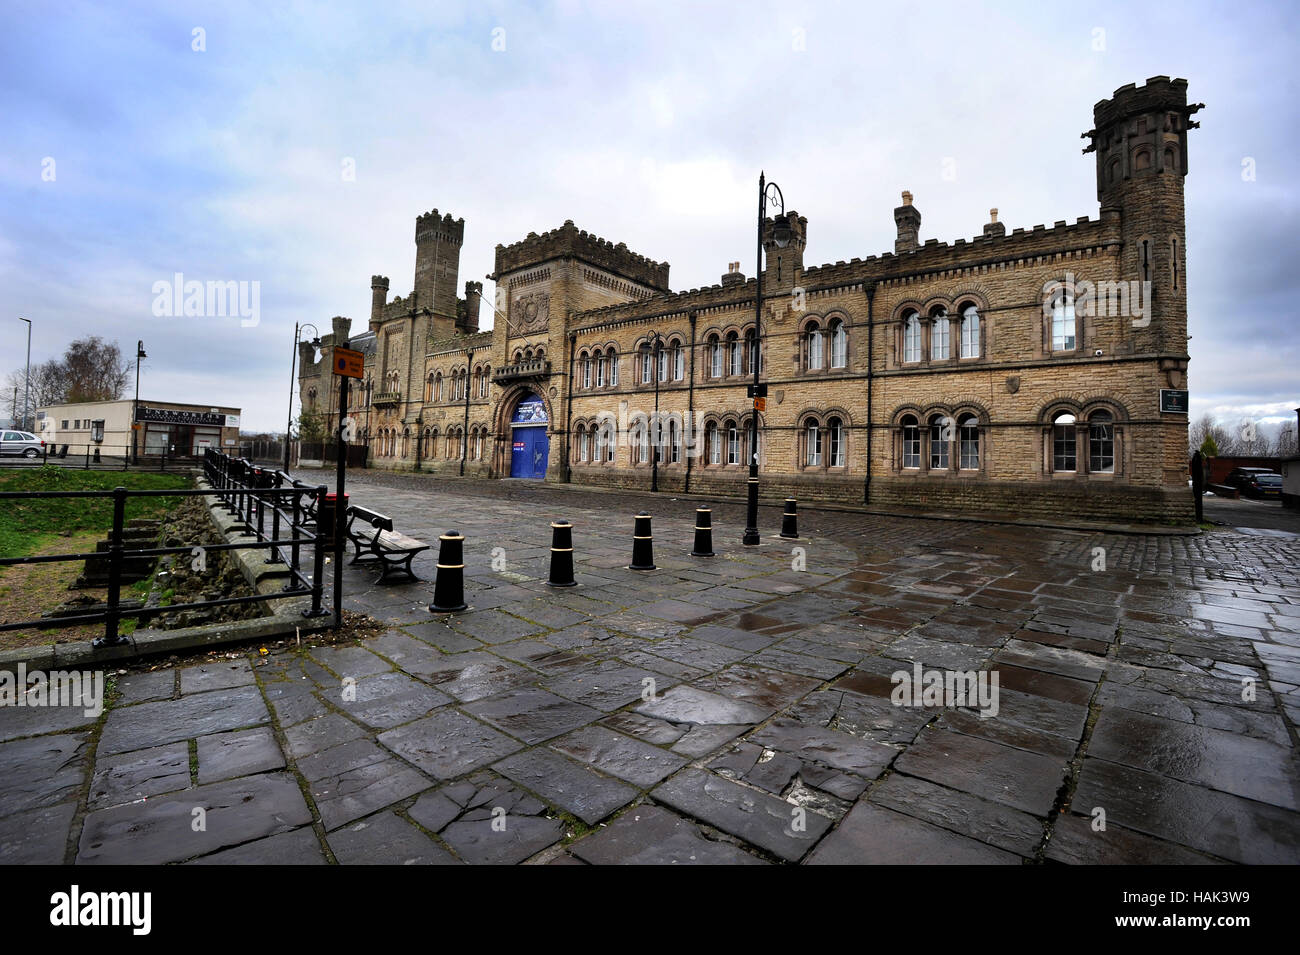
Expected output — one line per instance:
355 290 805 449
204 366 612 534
299 76 1202 524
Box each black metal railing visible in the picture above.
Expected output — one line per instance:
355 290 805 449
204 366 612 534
0 449 330 649
0 442 190 471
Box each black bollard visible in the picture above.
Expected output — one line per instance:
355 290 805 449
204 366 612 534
691 507 715 557
779 498 799 539
548 520 577 587
628 512 656 570
429 530 468 613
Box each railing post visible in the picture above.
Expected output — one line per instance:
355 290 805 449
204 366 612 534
243 460 255 527
268 472 283 564
255 468 267 543
303 485 328 617
289 486 302 575
93 486 129 648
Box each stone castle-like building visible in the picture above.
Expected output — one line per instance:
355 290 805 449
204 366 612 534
298 76 1202 523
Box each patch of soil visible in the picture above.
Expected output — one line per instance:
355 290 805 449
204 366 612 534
0 530 108 651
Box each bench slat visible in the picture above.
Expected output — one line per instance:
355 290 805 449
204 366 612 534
375 530 427 552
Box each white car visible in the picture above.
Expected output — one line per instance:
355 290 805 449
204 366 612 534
0 430 46 457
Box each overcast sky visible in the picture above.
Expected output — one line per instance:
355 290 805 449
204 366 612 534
1 0 1296 434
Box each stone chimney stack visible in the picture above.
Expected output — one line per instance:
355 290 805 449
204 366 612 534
720 261 745 286
330 315 351 346
462 280 483 334
370 275 389 331
983 208 1006 239
894 190 921 253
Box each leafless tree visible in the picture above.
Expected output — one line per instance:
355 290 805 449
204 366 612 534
63 337 131 402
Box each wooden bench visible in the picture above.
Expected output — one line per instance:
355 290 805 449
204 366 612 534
344 505 429 582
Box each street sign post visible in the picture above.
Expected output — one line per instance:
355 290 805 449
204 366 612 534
333 347 364 379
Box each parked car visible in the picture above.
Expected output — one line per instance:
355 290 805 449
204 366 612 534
1225 467 1282 499
0 431 45 457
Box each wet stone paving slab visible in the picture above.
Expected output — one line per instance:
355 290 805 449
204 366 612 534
1 470 1299 864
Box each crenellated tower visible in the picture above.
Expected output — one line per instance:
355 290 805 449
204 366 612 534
1084 76 1202 361
414 209 465 329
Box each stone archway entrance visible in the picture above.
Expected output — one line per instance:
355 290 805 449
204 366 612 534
508 393 549 479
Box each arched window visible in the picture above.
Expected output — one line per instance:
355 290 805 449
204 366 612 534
726 420 741 465
576 424 589 463
961 306 980 358
474 428 484 461
1089 411 1114 473
931 309 949 360
596 351 607 388
513 349 523 363
727 332 742 376
901 415 920 469
672 341 684 381
634 417 649 464
479 368 488 398
706 421 720 465
581 352 592 389
808 325 824 370
828 416 844 467
1053 412 1077 471
669 417 681 463
746 329 759 375
639 345 652 384
657 343 669 382
806 420 822 466
536 346 545 360
401 428 410 458
1051 291 1076 352
433 373 443 402
424 374 434 402
903 312 922 363
524 347 534 360
427 429 438 459
603 419 617 462
609 350 619 386
958 414 980 469
829 319 847 369
709 335 723 378
929 414 951 470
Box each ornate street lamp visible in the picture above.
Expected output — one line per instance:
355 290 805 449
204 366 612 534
743 172 787 545
132 340 146 463
286 323 320 471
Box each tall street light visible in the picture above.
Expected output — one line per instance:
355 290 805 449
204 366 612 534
18 318 31 431
743 172 790 545
285 323 320 472
133 340 146 463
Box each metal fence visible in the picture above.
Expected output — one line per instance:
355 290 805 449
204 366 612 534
0 449 330 649
0 443 190 471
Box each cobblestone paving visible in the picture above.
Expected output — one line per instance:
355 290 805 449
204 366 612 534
2 471 1298 864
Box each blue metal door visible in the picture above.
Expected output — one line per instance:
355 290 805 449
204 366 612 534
509 395 549 479
510 427 548 478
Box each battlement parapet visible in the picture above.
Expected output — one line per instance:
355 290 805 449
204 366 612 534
415 209 465 245
492 219 670 291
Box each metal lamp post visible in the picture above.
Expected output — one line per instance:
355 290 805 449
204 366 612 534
132 340 146 463
285 323 320 471
18 318 31 431
742 172 790 545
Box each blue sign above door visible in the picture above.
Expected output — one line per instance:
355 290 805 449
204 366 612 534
512 395 548 424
